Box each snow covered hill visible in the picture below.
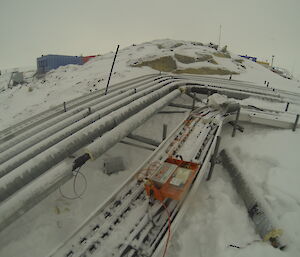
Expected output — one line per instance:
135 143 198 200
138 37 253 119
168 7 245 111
1 39 299 130
0 39 300 257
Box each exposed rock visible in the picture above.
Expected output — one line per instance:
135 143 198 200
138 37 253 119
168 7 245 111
174 54 196 64
214 52 231 58
233 59 244 63
174 67 238 75
132 56 177 72
191 42 204 46
207 59 218 65
195 54 212 62
171 43 184 48
157 42 183 49
175 53 218 65
220 45 228 53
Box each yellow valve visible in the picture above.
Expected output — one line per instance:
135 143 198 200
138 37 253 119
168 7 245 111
263 229 283 242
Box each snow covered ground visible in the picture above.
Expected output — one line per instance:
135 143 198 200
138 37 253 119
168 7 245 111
0 39 299 257
168 124 300 257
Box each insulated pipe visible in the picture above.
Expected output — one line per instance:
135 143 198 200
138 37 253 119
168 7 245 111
220 149 286 249
0 95 297 232
0 77 171 164
1 83 297 179
0 90 181 232
0 85 181 203
0 161 73 232
0 82 296 176
2 82 296 196
2 76 296 156
188 86 249 100
4 71 298 144
0 76 169 154
0 80 177 178
85 90 181 160
0 93 123 165
178 74 285 99
186 83 292 103
0 73 160 143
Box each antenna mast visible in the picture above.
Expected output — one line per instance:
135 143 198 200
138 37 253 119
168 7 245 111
218 25 222 47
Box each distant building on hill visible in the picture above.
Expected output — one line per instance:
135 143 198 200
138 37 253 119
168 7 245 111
239 55 257 62
37 54 97 73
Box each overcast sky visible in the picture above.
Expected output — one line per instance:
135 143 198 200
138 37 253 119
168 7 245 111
1 0 299 78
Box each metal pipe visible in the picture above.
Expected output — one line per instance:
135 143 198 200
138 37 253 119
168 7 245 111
168 103 193 109
0 161 72 232
0 86 180 203
1 82 296 179
0 80 176 178
84 90 180 160
206 136 221 181
162 124 168 141
0 99 297 233
0 78 170 166
0 73 159 144
192 93 196 110
0 92 180 231
1 82 297 175
232 107 240 137
228 121 244 133
185 92 202 103
285 102 289 112
0 79 296 199
220 149 286 249
292 114 299 132
127 133 160 147
120 140 156 151
2 73 296 147
158 111 186 114
0 76 168 154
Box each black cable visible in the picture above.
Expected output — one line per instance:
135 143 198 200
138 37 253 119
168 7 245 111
228 240 261 249
72 153 90 171
59 167 88 200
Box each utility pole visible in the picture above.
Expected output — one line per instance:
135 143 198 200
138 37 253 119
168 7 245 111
105 45 120 95
218 25 222 47
271 55 275 68
291 59 296 77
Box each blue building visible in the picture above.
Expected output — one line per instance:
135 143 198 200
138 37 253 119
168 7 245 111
239 55 257 62
37 55 83 73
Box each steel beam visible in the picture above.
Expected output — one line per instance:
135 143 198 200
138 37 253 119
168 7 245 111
127 133 160 147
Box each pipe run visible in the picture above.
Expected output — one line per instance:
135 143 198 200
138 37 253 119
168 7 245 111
220 149 286 249
0 86 181 203
85 90 180 160
0 79 176 179
0 75 168 155
0 77 171 167
0 89 181 232
0 93 297 232
0 74 159 144
0 161 72 232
